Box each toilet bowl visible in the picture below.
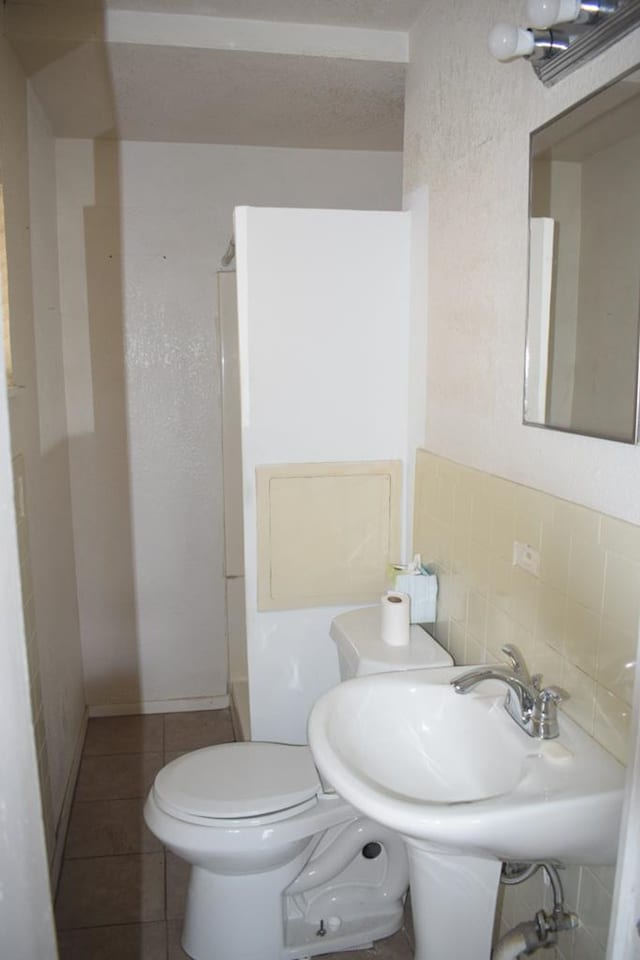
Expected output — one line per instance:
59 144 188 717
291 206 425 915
144 605 452 960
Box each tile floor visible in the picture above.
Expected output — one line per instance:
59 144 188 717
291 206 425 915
55 709 413 960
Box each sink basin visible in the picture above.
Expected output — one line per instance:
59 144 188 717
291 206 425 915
308 665 624 865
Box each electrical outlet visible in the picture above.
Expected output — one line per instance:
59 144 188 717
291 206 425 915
512 540 540 577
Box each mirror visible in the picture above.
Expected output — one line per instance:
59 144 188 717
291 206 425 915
524 67 640 443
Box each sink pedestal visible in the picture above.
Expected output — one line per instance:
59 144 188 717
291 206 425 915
406 842 502 960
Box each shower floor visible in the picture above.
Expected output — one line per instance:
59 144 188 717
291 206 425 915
54 708 413 960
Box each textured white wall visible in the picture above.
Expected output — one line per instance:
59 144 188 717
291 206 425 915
56 140 402 711
26 87 86 834
403 0 640 523
0 331 57 960
0 17 70 951
404 9 640 956
1 18 85 862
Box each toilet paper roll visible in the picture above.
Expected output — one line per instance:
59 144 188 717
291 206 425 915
380 592 411 647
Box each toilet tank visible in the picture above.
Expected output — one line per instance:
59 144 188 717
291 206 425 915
330 605 453 680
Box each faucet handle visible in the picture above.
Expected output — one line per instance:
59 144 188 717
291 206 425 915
537 685 569 705
532 685 570 739
501 644 532 682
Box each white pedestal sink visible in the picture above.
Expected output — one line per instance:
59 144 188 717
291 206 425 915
308 666 624 960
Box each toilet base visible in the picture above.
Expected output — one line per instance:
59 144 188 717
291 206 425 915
283 904 403 959
180 839 407 960
183 871 403 960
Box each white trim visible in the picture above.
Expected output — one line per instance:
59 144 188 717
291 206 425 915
88 694 230 717
50 708 88 894
607 623 640 958
526 218 554 424
230 681 250 742
105 11 409 63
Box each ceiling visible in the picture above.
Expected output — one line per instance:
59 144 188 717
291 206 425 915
57 0 428 31
6 0 427 149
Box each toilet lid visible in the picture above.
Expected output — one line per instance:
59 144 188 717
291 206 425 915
153 741 321 820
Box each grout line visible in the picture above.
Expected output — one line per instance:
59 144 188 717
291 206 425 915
80 750 164 759
57 918 168 933
72 796 149 804
63 853 162 862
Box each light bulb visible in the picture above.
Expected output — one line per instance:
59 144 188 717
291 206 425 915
488 22 536 61
525 0 582 28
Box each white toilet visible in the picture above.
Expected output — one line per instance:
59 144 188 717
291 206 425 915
144 605 452 960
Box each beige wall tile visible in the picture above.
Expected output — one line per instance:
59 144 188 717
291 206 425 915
534 641 565 691
470 492 492 548
510 623 536 667
535 582 567 653
567 535 606 614
466 590 487 645
594 687 631 764
561 662 596 734
565 600 599 677
465 633 485 664
413 448 638 764
578 869 613 949
571 926 605 960
436 472 455 526
513 511 543 553
599 514 640 563
511 567 540 633
602 552 640 636
490 505 515 562
447 619 466 665
540 522 571 593
512 484 554 528
488 554 513 615
561 501 601 544
598 618 637 705
485 603 512 661
453 480 473 533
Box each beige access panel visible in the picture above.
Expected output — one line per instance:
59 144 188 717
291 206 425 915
256 460 402 610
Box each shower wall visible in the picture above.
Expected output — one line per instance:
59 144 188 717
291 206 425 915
55 139 402 713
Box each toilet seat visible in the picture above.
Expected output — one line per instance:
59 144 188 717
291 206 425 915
153 741 322 825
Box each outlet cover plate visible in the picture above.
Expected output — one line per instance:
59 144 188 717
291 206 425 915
512 540 541 577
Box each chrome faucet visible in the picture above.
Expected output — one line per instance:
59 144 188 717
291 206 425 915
451 644 568 739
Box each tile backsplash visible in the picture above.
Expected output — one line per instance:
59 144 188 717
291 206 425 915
413 449 638 960
414 449 637 764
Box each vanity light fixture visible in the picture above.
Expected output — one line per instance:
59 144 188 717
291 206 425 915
525 0 615 29
488 0 640 85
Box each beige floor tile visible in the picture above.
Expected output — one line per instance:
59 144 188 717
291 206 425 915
75 752 163 801
374 929 414 959
320 949 376 959
164 751 188 765
166 850 191 920
56 852 165 930
167 919 404 960
65 798 162 858
167 918 191 959
319 929 411 960
57 921 167 960
84 714 164 756
164 709 234 754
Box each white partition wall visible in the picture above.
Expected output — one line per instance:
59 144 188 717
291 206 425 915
235 206 412 743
